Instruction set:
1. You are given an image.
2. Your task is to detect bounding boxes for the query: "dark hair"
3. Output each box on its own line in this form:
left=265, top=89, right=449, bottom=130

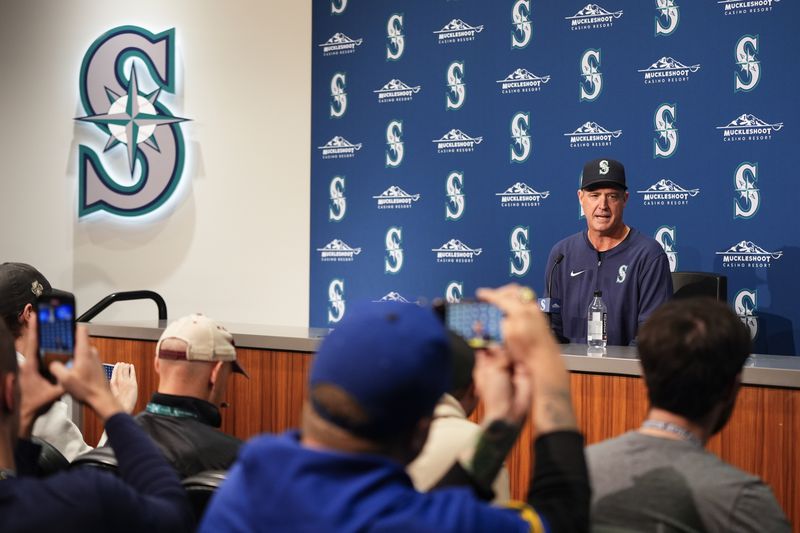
left=446, top=330, right=475, bottom=398
left=0, top=320, right=18, bottom=375
left=638, top=297, right=751, bottom=423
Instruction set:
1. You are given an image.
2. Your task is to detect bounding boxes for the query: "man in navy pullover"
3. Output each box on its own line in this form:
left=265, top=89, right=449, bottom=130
left=0, top=318, right=193, bottom=532
left=546, top=158, right=673, bottom=346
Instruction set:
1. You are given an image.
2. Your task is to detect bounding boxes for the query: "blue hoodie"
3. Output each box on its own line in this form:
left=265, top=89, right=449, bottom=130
left=546, top=228, right=673, bottom=346
left=199, top=431, right=538, bottom=533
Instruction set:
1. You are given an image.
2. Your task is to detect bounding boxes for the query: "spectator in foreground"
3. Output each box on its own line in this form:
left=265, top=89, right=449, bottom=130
left=201, top=284, right=589, bottom=532
left=586, top=298, right=790, bottom=532
left=407, top=330, right=510, bottom=503
left=0, top=319, right=193, bottom=532
left=132, top=313, right=247, bottom=477
left=0, top=262, right=137, bottom=460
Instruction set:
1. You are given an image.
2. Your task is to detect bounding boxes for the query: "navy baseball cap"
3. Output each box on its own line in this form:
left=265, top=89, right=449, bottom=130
left=580, top=158, right=627, bottom=190
left=310, top=301, right=451, bottom=440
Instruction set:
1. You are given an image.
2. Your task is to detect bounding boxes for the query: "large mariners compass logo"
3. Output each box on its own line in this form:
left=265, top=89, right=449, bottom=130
left=76, top=26, right=189, bottom=218
left=655, top=0, right=680, bottom=36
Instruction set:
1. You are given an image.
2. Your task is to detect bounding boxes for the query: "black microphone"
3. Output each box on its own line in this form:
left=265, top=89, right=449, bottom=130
left=540, top=253, right=566, bottom=342
left=539, top=253, right=564, bottom=315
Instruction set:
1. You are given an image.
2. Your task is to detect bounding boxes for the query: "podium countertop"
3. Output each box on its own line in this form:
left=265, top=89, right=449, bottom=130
left=85, top=321, right=800, bottom=389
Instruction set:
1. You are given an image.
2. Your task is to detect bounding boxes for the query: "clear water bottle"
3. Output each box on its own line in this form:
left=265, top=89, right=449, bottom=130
left=587, top=290, right=607, bottom=348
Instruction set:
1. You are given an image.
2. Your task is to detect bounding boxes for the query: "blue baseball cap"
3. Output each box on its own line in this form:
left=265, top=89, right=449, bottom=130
left=310, top=301, right=451, bottom=440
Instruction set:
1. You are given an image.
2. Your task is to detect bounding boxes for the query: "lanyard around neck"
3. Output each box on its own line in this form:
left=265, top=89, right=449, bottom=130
left=146, top=402, right=199, bottom=420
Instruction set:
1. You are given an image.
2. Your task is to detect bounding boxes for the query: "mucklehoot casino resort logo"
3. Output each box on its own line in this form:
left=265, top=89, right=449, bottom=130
left=318, top=136, right=362, bottom=159
left=318, top=32, right=363, bottom=56
left=496, top=182, right=550, bottom=207
left=564, top=121, right=622, bottom=148
left=716, top=240, right=783, bottom=267
left=718, top=0, right=780, bottom=16
left=434, top=19, right=484, bottom=44
left=374, top=79, right=421, bottom=103
left=566, top=4, right=623, bottom=30
left=497, top=68, right=551, bottom=95
left=637, top=179, right=699, bottom=206
left=638, top=57, right=701, bottom=84
left=374, top=291, right=415, bottom=304
left=317, top=239, right=362, bottom=262
left=433, top=129, right=483, bottom=154
left=433, top=239, right=482, bottom=263
left=373, top=186, right=421, bottom=209
left=716, top=114, right=783, bottom=142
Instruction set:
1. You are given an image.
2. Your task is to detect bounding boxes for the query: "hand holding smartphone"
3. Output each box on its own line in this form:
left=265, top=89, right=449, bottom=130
left=36, top=290, right=76, bottom=382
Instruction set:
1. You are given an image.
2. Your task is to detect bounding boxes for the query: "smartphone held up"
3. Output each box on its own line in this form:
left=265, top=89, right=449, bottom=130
left=36, top=290, right=76, bottom=382
left=445, top=300, right=503, bottom=349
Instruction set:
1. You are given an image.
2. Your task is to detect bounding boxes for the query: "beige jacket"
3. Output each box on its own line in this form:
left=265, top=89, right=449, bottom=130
left=407, top=393, right=511, bottom=504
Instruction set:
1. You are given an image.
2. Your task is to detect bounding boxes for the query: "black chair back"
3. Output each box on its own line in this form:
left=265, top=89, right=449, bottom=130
left=182, top=470, right=228, bottom=521
left=671, top=271, right=727, bottom=302
left=31, top=437, right=70, bottom=476
left=70, top=446, right=119, bottom=474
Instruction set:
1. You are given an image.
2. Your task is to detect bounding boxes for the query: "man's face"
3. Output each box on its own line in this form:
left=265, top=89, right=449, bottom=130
left=579, top=186, right=628, bottom=235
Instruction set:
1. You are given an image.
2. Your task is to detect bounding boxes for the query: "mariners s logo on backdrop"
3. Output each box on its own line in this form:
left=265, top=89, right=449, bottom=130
left=445, top=281, right=464, bottom=303
left=511, top=0, right=532, bottom=49
left=330, top=72, right=347, bottom=118
left=579, top=49, right=602, bottom=102
left=654, top=103, right=678, bottom=158
left=655, top=0, right=680, bottom=36
left=445, top=171, right=465, bottom=221
left=734, top=162, right=760, bottom=219
left=387, top=14, right=405, bottom=61
left=446, top=61, right=466, bottom=110
left=735, top=289, right=758, bottom=340
left=328, top=279, right=345, bottom=324
left=510, top=226, right=531, bottom=277
left=386, top=120, right=404, bottom=167
left=655, top=226, right=678, bottom=272
left=385, top=227, right=404, bottom=274
left=329, top=176, right=346, bottom=221
left=76, top=26, right=189, bottom=218
left=510, top=112, right=531, bottom=163
left=735, top=35, right=760, bottom=92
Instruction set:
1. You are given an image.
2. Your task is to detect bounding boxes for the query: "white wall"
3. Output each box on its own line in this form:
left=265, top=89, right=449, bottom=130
left=0, top=1, right=311, bottom=326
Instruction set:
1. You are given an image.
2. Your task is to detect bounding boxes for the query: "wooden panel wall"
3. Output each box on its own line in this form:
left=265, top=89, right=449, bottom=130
left=85, top=337, right=798, bottom=527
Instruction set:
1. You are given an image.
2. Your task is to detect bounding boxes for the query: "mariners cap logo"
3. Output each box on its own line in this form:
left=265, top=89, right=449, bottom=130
left=599, top=160, right=609, bottom=174
left=31, top=280, right=44, bottom=297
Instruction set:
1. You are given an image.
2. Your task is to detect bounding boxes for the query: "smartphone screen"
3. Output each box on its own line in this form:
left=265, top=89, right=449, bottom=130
left=103, top=363, right=115, bottom=381
left=37, top=292, right=75, bottom=381
left=445, top=301, right=503, bottom=348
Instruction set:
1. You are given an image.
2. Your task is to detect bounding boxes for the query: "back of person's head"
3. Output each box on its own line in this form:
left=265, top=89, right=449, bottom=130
left=0, top=262, right=51, bottom=338
left=155, top=314, right=246, bottom=401
left=304, top=301, right=451, bottom=460
left=638, top=297, right=751, bottom=424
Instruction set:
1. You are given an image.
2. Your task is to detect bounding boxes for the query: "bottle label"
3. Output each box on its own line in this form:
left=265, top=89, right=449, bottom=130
left=588, top=312, right=603, bottom=338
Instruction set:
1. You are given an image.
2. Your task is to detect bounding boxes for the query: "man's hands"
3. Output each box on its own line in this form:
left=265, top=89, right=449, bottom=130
left=17, top=325, right=64, bottom=438
left=476, top=284, right=577, bottom=434
left=473, top=345, right=531, bottom=426
left=49, top=325, right=124, bottom=423
left=110, top=363, right=138, bottom=414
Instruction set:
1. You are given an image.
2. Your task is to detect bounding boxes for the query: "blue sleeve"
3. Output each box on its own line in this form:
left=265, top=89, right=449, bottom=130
left=12, top=414, right=193, bottom=532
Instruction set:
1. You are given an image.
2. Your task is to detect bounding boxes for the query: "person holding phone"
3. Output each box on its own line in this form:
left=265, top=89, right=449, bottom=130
left=0, top=262, right=138, bottom=460
left=201, top=284, right=589, bottom=532
left=0, top=317, right=194, bottom=531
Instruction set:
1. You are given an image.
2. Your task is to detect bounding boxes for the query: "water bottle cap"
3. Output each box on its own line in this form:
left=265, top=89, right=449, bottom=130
left=594, top=290, right=602, bottom=297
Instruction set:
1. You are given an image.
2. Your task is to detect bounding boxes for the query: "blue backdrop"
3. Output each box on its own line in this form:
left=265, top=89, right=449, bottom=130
left=309, top=0, right=799, bottom=355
